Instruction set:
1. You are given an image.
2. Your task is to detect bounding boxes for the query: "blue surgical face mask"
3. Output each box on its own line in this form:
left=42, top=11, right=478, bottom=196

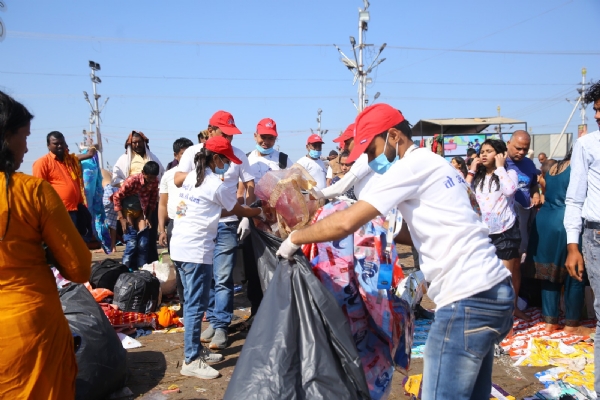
left=309, top=149, right=321, bottom=159
left=368, top=132, right=398, bottom=175
left=215, top=157, right=231, bottom=175
left=256, top=144, right=274, bottom=155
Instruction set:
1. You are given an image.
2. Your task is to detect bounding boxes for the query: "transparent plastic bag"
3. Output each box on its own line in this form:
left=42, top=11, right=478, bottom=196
left=254, top=164, right=323, bottom=238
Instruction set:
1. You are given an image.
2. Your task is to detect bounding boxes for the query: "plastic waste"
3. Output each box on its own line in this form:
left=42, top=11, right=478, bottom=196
left=59, top=284, right=127, bottom=400
left=254, top=163, right=323, bottom=238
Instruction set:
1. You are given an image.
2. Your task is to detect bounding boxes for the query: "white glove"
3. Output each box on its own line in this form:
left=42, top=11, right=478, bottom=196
left=237, top=218, right=251, bottom=241
left=276, top=231, right=300, bottom=259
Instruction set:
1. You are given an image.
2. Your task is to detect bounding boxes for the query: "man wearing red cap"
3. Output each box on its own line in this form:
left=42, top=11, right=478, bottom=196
left=277, top=103, right=514, bottom=399
left=296, top=134, right=327, bottom=189
left=174, top=110, right=255, bottom=351
left=311, top=123, right=375, bottom=201
left=238, top=118, right=293, bottom=318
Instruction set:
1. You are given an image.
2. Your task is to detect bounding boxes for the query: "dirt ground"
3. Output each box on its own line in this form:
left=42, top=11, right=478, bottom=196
left=93, top=245, right=546, bottom=399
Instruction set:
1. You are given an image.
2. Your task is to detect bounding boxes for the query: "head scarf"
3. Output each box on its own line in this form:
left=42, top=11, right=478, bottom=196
left=124, top=131, right=150, bottom=152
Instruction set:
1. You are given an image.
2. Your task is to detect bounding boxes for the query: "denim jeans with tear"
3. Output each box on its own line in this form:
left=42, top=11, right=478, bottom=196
left=581, top=227, right=600, bottom=395
left=422, top=277, right=514, bottom=400
left=206, top=221, right=239, bottom=331
left=122, top=226, right=149, bottom=270
left=174, top=261, right=212, bottom=364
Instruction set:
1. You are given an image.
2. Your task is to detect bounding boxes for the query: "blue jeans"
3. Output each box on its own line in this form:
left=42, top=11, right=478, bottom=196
left=122, top=226, right=149, bottom=270
left=581, top=227, right=600, bottom=395
left=422, top=278, right=514, bottom=399
left=174, top=261, right=212, bottom=364
left=541, top=276, right=585, bottom=325
left=206, top=221, right=239, bottom=331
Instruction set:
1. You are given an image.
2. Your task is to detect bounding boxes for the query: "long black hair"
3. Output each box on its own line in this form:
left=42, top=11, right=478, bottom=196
left=194, top=146, right=218, bottom=187
left=452, top=156, right=468, bottom=178
left=0, top=91, right=34, bottom=241
left=473, top=139, right=507, bottom=193
left=554, top=146, right=573, bottom=175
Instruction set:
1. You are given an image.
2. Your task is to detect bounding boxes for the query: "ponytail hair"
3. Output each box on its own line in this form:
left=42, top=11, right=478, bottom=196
left=194, top=147, right=216, bottom=187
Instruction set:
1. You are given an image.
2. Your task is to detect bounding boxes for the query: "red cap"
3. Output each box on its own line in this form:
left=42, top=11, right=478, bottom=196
left=256, top=118, right=278, bottom=136
left=333, top=123, right=355, bottom=143
left=209, top=111, right=242, bottom=135
left=204, top=136, right=242, bottom=164
left=307, top=134, right=324, bottom=145
left=347, top=103, right=405, bottom=163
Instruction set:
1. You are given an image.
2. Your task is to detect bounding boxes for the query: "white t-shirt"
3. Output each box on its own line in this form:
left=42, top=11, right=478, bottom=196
left=177, top=143, right=254, bottom=223
left=296, top=156, right=327, bottom=189
left=349, top=154, right=376, bottom=199
left=247, top=149, right=293, bottom=184
left=360, top=147, right=510, bottom=310
left=159, top=168, right=180, bottom=220
left=326, top=166, right=333, bottom=180
left=170, top=170, right=237, bottom=264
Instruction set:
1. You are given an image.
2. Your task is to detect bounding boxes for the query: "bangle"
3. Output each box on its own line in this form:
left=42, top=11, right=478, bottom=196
left=467, top=170, right=475, bottom=176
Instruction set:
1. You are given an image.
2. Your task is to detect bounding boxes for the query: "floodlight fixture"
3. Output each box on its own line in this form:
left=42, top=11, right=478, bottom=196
left=89, top=60, right=101, bottom=71
left=318, top=108, right=322, bottom=115
left=362, top=0, right=370, bottom=10
left=379, top=43, right=387, bottom=53
left=349, top=36, right=356, bottom=47
left=374, top=92, right=380, bottom=100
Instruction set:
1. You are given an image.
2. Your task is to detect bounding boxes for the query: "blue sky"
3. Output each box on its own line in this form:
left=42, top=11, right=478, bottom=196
left=1, top=0, right=599, bottom=173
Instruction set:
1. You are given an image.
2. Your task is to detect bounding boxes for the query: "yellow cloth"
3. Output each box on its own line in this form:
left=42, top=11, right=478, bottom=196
left=0, top=173, right=92, bottom=400
left=130, top=152, right=146, bottom=175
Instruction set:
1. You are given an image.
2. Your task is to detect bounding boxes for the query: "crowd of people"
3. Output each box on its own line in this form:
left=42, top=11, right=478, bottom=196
left=1, top=80, right=599, bottom=399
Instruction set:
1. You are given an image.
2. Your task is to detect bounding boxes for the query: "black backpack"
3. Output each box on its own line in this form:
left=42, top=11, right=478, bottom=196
left=90, top=259, right=130, bottom=292
left=113, top=270, right=161, bottom=313
left=246, top=150, right=289, bottom=170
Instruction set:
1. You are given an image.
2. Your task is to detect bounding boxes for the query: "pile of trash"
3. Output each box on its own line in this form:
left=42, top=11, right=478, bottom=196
left=53, top=252, right=183, bottom=400
left=254, top=163, right=324, bottom=238
left=228, top=199, right=427, bottom=400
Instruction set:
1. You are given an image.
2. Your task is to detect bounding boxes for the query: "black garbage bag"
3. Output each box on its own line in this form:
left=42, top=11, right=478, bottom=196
left=225, top=226, right=371, bottom=400
left=248, top=220, right=282, bottom=293
left=59, top=284, right=127, bottom=400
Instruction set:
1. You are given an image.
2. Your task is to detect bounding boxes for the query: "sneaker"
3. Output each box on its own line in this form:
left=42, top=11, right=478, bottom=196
left=209, top=328, right=228, bottom=350
left=200, top=347, right=224, bottom=363
left=180, top=358, right=219, bottom=379
left=200, top=325, right=215, bottom=343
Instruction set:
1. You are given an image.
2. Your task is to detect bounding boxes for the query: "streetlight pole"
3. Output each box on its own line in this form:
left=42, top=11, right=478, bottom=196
left=334, top=1, right=386, bottom=112
left=83, top=61, right=109, bottom=168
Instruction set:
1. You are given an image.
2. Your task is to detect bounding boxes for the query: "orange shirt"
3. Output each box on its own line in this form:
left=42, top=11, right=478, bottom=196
left=32, top=152, right=83, bottom=211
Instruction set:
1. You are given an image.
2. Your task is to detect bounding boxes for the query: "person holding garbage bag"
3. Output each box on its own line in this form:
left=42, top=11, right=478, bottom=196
left=277, top=103, right=514, bottom=400
left=170, top=136, right=264, bottom=380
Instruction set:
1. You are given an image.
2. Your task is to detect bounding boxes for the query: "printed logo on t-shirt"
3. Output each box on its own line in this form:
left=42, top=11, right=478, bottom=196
left=176, top=201, right=188, bottom=218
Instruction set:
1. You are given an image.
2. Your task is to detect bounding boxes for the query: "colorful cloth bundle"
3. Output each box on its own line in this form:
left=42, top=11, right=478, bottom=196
left=100, top=303, right=157, bottom=330
left=81, top=150, right=112, bottom=253
left=302, top=200, right=418, bottom=400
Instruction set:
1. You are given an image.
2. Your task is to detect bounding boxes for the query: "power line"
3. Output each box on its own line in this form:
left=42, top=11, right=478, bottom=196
left=12, top=92, right=586, bottom=102
left=7, top=30, right=599, bottom=56
left=0, top=70, right=579, bottom=86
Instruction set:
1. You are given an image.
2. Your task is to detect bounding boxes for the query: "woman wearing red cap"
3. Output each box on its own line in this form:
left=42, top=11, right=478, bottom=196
left=278, top=103, right=514, bottom=399
left=170, top=136, right=263, bottom=380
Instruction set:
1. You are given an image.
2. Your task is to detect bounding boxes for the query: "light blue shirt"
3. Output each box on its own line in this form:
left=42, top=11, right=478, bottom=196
left=564, top=130, right=600, bottom=243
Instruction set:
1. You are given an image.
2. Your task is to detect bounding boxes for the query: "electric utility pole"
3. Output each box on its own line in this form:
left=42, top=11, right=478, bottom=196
left=311, top=108, right=329, bottom=138
left=334, top=0, right=386, bottom=112
left=83, top=60, right=109, bottom=168
left=578, top=67, right=588, bottom=137
left=550, top=67, right=590, bottom=158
